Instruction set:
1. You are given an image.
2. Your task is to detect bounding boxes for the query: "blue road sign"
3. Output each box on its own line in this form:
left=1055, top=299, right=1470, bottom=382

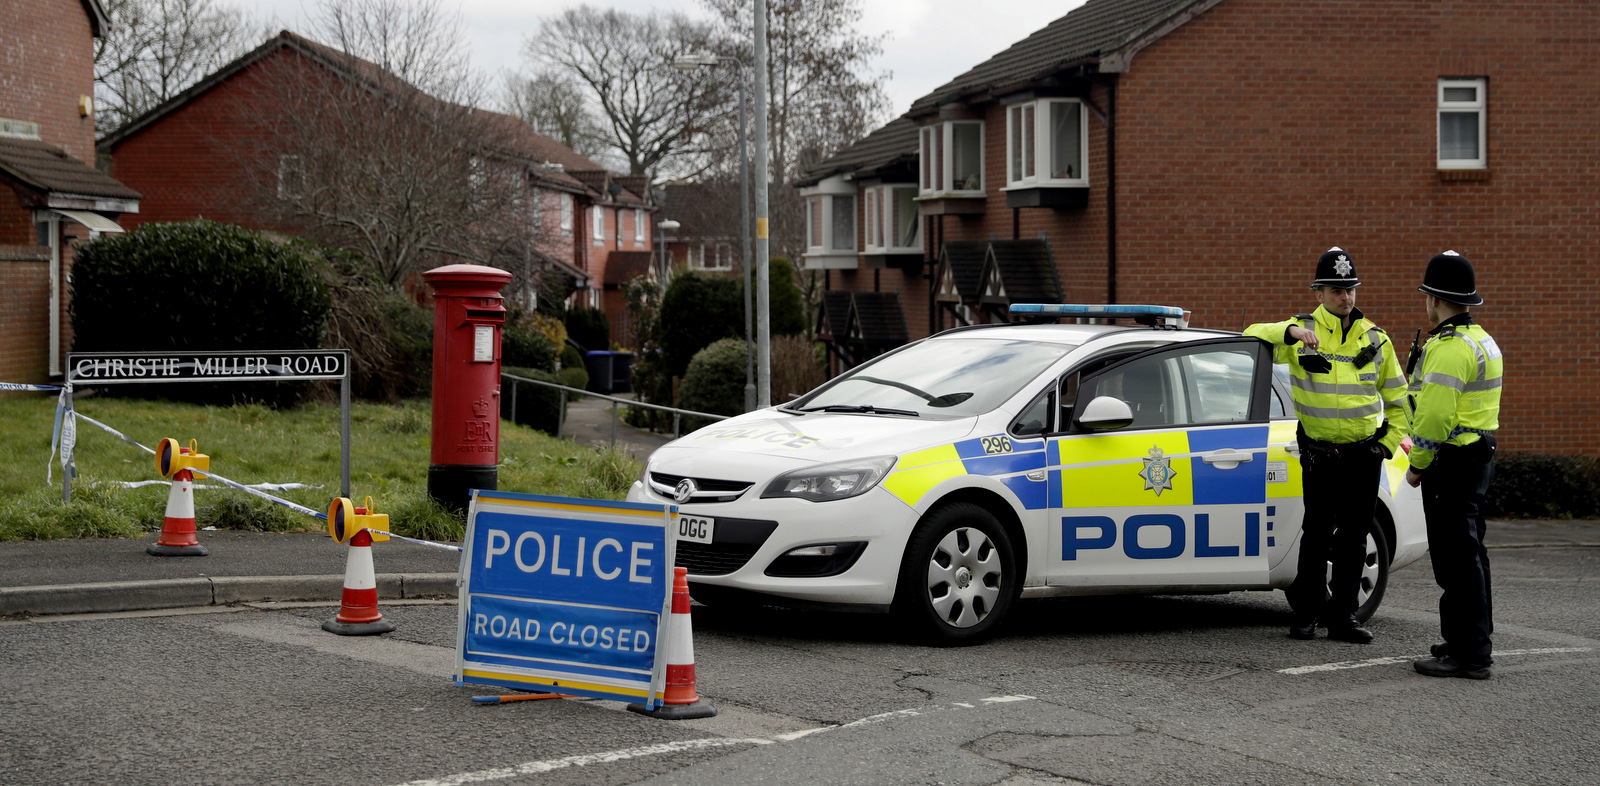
left=455, top=490, right=676, bottom=707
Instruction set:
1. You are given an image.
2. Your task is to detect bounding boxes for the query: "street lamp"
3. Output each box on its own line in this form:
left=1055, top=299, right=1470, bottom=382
left=674, top=50, right=756, bottom=413
left=655, top=219, right=680, bottom=281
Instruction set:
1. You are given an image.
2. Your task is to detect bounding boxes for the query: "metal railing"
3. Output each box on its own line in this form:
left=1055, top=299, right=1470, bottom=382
left=501, top=372, right=730, bottom=450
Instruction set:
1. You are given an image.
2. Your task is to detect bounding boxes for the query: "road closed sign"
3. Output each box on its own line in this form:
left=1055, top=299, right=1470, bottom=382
left=454, top=490, right=677, bottom=707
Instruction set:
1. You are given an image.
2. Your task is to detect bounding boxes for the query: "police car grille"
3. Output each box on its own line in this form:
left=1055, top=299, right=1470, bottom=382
left=675, top=542, right=759, bottom=575
left=648, top=472, right=753, bottom=503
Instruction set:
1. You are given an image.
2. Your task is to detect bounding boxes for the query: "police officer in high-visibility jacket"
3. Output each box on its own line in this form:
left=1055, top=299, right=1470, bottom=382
left=1244, top=247, right=1408, bottom=644
left=1405, top=251, right=1502, bottom=680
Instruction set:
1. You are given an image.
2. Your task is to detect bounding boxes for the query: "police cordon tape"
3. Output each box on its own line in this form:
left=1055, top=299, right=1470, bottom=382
left=62, top=407, right=464, bottom=553
left=1, top=382, right=64, bottom=391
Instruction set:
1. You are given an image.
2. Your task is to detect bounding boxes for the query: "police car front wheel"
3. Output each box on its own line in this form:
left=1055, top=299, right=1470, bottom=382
left=894, top=502, right=1019, bottom=645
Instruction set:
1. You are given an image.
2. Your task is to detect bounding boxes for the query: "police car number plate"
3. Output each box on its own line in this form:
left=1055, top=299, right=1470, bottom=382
left=676, top=514, right=715, bottom=544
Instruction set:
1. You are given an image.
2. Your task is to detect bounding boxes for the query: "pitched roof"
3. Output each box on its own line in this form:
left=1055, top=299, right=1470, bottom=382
left=818, top=290, right=854, bottom=340
left=940, top=240, right=990, bottom=301
left=852, top=292, right=909, bottom=350
left=603, top=251, right=654, bottom=286
left=797, top=117, right=918, bottom=187
left=909, top=0, right=1205, bottom=113
left=986, top=239, right=1063, bottom=304
left=0, top=137, right=141, bottom=200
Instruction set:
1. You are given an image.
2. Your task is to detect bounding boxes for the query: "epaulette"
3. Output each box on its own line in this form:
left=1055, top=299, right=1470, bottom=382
left=1294, top=313, right=1313, bottom=320
left=1436, top=324, right=1459, bottom=338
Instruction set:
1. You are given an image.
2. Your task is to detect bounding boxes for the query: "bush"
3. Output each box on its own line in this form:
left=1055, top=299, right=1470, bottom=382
left=566, top=306, right=611, bottom=353
left=737, top=256, right=807, bottom=336
left=502, top=327, right=558, bottom=372
left=559, top=342, right=585, bottom=371
left=1485, top=453, right=1600, bottom=519
left=677, top=338, right=747, bottom=432
left=501, top=366, right=566, bottom=436
left=771, top=334, right=827, bottom=404
left=556, top=364, right=589, bottom=396
left=323, top=253, right=432, bottom=401
left=660, top=273, right=742, bottom=378
left=71, top=219, right=333, bottom=404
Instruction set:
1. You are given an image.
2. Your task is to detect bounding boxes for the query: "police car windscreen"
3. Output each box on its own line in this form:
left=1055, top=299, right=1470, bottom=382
left=801, top=339, right=1071, bottom=418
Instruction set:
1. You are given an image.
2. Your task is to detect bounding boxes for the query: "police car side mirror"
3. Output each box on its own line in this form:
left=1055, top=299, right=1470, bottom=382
left=1076, top=396, right=1134, bottom=431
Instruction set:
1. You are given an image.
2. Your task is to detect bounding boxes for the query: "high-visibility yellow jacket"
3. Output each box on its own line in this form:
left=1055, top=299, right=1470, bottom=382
left=1244, top=305, right=1409, bottom=455
left=1406, top=314, right=1502, bottom=472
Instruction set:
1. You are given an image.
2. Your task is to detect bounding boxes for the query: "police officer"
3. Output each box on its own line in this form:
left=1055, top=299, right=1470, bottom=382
left=1405, top=251, right=1502, bottom=680
left=1245, top=247, right=1408, bottom=643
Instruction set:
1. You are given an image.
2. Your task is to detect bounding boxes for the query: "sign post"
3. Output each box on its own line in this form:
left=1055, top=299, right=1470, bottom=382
left=64, top=350, right=352, bottom=500
left=455, top=490, right=677, bottom=708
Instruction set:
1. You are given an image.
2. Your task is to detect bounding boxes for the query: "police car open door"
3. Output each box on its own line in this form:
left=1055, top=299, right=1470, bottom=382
left=1047, top=338, right=1275, bottom=589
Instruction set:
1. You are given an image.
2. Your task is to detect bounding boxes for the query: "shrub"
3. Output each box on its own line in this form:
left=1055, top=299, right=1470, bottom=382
left=677, top=338, right=747, bottom=432
left=556, top=364, right=589, bottom=397
left=502, top=327, right=558, bottom=372
left=738, top=256, right=807, bottom=336
left=322, top=252, right=431, bottom=401
left=501, top=366, right=566, bottom=436
left=559, top=342, right=585, bottom=371
left=1484, top=453, right=1600, bottom=519
left=660, top=273, right=742, bottom=378
left=565, top=306, right=611, bottom=353
left=771, top=334, right=827, bottom=403
left=71, top=219, right=333, bottom=404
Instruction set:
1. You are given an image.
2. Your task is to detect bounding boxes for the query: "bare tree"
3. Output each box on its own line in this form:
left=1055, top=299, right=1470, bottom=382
left=501, top=67, right=611, bottom=162
left=525, top=5, right=729, bottom=178
left=94, top=0, right=259, bottom=133
left=242, top=0, right=535, bottom=288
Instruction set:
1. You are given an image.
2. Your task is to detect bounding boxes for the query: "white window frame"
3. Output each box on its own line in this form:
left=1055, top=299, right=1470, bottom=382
left=592, top=205, right=605, bottom=244
left=861, top=183, right=921, bottom=254
left=276, top=154, right=303, bottom=200
left=634, top=209, right=645, bottom=245
left=1004, top=98, right=1089, bottom=189
left=1438, top=78, right=1487, bottom=170
left=559, top=193, right=573, bottom=235
left=803, top=194, right=856, bottom=253
left=917, top=120, right=985, bottom=198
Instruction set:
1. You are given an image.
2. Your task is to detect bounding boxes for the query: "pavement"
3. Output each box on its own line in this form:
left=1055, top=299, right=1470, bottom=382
left=0, top=390, right=683, bottom=618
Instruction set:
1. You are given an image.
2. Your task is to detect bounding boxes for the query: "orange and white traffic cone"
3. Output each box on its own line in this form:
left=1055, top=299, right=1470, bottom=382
left=322, top=527, right=395, bottom=636
left=147, top=449, right=207, bottom=557
left=628, top=566, right=716, bottom=719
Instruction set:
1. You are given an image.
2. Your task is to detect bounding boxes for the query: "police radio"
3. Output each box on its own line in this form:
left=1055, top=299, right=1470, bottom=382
left=1404, top=329, right=1423, bottom=376
left=1352, top=342, right=1379, bottom=368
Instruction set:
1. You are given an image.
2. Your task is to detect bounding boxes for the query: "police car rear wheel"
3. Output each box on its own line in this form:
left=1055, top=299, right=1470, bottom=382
left=894, top=503, right=1018, bottom=645
left=1328, top=516, right=1391, bottom=624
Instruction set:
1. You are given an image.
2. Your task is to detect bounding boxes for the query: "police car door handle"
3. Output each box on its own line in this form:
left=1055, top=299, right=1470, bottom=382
left=1201, top=449, right=1255, bottom=469
left=1026, top=470, right=1046, bottom=481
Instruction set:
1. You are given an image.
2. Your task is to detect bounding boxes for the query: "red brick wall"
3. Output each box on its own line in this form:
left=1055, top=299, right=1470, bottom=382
left=820, top=0, right=1597, bottom=455
left=1, top=0, right=98, bottom=162
left=1110, top=0, right=1600, bottom=455
left=0, top=244, right=51, bottom=388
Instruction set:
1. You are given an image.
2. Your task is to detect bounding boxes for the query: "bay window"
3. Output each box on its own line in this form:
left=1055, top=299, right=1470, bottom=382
left=862, top=184, right=922, bottom=254
left=1006, top=98, right=1087, bottom=188
left=800, top=175, right=859, bottom=269
left=918, top=121, right=984, bottom=197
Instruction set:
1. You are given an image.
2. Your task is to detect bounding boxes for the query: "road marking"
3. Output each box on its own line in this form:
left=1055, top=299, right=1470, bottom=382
left=395, top=738, right=773, bottom=786
left=1278, top=647, right=1593, bottom=675
left=397, top=696, right=1039, bottom=785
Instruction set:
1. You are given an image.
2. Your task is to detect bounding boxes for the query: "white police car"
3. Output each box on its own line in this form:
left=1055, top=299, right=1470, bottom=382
left=627, top=304, right=1426, bottom=643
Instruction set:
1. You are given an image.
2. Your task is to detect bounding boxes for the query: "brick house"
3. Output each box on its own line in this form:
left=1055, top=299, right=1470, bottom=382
left=1, top=0, right=142, bottom=387
left=798, top=0, right=1600, bottom=456
left=97, top=30, right=654, bottom=342
left=656, top=182, right=743, bottom=278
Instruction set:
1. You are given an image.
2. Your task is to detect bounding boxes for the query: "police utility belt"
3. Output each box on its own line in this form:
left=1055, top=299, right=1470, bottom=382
left=1296, top=422, right=1386, bottom=458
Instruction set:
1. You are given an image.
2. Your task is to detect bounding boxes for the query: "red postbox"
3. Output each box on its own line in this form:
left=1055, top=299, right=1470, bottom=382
left=423, top=264, right=513, bottom=512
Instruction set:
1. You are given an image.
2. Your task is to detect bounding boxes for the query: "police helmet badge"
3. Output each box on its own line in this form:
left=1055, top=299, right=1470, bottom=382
left=1333, top=254, right=1353, bottom=277
left=1139, top=445, right=1177, bottom=496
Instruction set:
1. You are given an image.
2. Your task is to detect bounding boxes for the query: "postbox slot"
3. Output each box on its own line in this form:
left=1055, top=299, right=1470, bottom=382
left=464, top=309, right=504, bottom=320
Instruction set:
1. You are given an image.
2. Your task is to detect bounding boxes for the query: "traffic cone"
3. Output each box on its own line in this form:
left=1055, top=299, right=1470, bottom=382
left=147, top=458, right=207, bottom=557
left=628, top=566, right=716, bottom=719
left=322, top=527, right=395, bottom=636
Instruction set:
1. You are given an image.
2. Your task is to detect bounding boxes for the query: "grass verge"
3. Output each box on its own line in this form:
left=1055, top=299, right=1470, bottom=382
left=0, top=395, right=640, bottom=542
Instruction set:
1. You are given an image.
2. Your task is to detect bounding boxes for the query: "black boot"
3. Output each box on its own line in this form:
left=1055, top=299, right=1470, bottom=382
left=1288, top=615, right=1319, bottom=640
left=1326, top=617, right=1374, bottom=644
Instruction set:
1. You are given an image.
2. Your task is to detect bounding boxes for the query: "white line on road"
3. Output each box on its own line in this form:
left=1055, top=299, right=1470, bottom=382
left=396, top=695, right=1038, bottom=785
left=1278, top=647, right=1593, bottom=675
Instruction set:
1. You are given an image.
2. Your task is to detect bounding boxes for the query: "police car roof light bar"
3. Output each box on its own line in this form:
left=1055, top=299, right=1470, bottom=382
left=1009, top=303, right=1190, bottom=328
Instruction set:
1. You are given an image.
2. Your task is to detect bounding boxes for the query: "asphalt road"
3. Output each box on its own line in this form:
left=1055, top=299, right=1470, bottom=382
left=2, top=537, right=1596, bottom=785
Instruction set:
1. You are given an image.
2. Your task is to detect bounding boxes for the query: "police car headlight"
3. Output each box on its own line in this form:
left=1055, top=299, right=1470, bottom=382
left=760, top=456, right=897, bottom=502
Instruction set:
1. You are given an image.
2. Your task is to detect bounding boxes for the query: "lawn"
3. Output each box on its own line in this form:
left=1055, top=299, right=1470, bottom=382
left=0, top=394, right=640, bottom=542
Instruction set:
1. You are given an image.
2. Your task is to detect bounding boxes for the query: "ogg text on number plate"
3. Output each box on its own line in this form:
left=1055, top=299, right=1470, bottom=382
left=676, top=514, right=715, bottom=544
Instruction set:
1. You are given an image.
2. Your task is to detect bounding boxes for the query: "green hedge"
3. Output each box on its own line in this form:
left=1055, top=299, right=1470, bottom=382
left=661, top=274, right=742, bottom=378
left=565, top=307, right=611, bottom=353
left=501, top=367, right=565, bottom=436
left=503, top=327, right=558, bottom=372
left=677, top=338, right=747, bottom=433
left=1485, top=453, right=1600, bottom=519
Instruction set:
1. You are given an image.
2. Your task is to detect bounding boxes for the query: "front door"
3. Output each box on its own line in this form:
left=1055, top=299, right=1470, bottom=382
left=1047, top=338, right=1275, bottom=589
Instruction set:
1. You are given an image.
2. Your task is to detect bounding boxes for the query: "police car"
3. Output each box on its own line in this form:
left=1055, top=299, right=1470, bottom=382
left=627, top=304, right=1426, bottom=643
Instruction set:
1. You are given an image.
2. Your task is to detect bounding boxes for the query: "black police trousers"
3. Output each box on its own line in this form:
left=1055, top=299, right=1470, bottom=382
left=1421, top=435, right=1496, bottom=666
left=1288, top=436, right=1384, bottom=623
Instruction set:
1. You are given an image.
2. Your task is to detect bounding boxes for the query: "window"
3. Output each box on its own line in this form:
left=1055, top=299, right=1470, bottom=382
left=1006, top=99, right=1087, bottom=188
left=715, top=243, right=732, bottom=269
left=861, top=184, right=921, bottom=254
left=808, top=196, right=824, bottom=248
left=1076, top=342, right=1259, bottom=430
left=559, top=194, right=573, bottom=235
left=800, top=176, right=858, bottom=265
left=592, top=206, right=604, bottom=244
left=634, top=209, right=645, bottom=245
left=831, top=194, right=855, bottom=251
left=687, top=244, right=705, bottom=268
left=917, top=121, right=984, bottom=196
left=276, top=154, right=303, bottom=200
left=1438, top=78, right=1486, bottom=169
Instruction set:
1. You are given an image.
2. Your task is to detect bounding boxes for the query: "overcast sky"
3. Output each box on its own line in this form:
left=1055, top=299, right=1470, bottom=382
left=226, top=0, right=1088, bottom=119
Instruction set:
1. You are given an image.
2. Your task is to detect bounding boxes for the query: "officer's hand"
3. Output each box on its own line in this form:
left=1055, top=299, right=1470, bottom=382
left=1405, top=469, right=1422, bottom=488
left=1289, top=325, right=1319, bottom=349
